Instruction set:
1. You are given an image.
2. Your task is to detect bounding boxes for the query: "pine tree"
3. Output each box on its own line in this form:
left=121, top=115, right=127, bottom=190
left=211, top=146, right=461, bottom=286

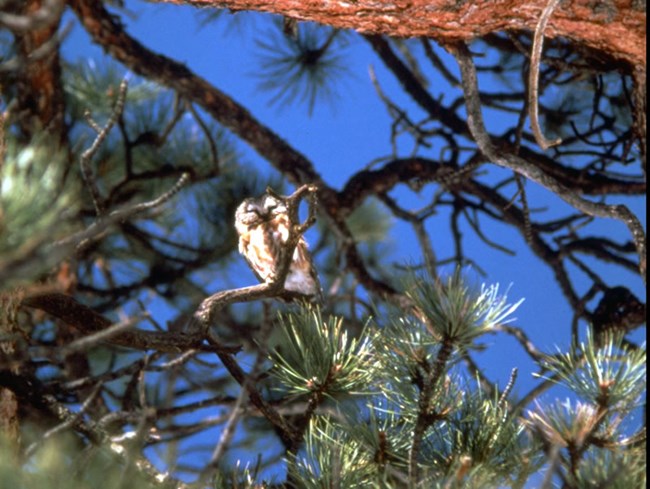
left=0, top=1, right=645, bottom=488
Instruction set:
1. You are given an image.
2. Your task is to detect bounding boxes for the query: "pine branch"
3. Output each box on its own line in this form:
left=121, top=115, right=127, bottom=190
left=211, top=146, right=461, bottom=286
left=80, top=78, right=129, bottom=217
left=20, top=293, right=238, bottom=354
left=451, top=41, right=647, bottom=279
left=0, top=369, right=187, bottom=489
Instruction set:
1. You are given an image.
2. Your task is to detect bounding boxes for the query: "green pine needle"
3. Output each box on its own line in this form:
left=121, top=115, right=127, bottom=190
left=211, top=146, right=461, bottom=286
left=405, top=270, right=524, bottom=346
left=537, top=329, right=646, bottom=409
left=270, top=305, right=379, bottom=398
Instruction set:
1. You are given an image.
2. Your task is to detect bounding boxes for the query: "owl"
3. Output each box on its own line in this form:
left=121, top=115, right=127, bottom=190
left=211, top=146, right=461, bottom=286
left=235, top=191, right=321, bottom=301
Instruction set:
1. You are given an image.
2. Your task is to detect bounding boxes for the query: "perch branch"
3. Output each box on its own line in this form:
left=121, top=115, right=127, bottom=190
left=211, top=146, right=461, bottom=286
left=187, top=184, right=319, bottom=333
left=20, top=292, right=238, bottom=354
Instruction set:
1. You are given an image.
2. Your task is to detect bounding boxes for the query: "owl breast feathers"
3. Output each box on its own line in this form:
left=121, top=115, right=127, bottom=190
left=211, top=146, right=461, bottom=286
left=235, top=192, right=321, bottom=300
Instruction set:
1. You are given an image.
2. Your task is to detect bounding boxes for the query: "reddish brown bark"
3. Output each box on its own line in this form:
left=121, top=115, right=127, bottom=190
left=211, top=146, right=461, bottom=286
left=166, top=0, right=645, bottom=67
left=13, top=0, right=66, bottom=140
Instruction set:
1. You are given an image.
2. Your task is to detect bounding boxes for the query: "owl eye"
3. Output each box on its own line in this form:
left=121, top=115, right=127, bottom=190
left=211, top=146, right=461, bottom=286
left=262, top=196, right=281, bottom=213
left=244, top=203, right=262, bottom=216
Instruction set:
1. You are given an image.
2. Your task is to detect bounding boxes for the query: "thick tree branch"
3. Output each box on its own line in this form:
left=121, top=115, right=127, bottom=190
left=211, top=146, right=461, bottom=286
left=161, top=0, right=645, bottom=68
left=20, top=293, right=238, bottom=354
left=337, top=156, right=644, bottom=219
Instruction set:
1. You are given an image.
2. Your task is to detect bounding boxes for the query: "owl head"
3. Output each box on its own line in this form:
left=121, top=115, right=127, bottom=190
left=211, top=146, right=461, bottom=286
left=234, top=192, right=288, bottom=234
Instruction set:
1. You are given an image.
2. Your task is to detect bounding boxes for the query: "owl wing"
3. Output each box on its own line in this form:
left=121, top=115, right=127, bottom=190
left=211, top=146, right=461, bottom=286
left=284, top=236, right=322, bottom=301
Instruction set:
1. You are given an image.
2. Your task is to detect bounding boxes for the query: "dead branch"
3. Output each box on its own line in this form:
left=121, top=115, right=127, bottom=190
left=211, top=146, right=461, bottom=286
left=451, top=42, right=647, bottom=279
left=528, top=0, right=563, bottom=150
left=80, top=78, right=129, bottom=217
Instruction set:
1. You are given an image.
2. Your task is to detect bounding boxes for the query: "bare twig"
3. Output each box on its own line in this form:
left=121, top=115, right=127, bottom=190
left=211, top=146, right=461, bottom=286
left=493, top=324, right=546, bottom=363
left=461, top=351, right=498, bottom=398
left=58, top=354, right=161, bottom=392
left=421, top=38, right=459, bottom=87
left=187, top=102, right=220, bottom=170
left=462, top=207, right=517, bottom=256
left=368, top=65, right=431, bottom=157
left=195, top=305, right=275, bottom=486
left=499, top=368, right=518, bottom=407
left=24, top=381, right=104, bottom=457
left=452, top=42, right=646, bottom=280
left=80, top=78, right=129, bottom=217
left=514, top=174, right=533, bottom=244
left=62, top=172, right=191, bottom=253
left=107, top=172, right=190, bottom=218
left=515, top=374, right=559, bottom=413
left=208, top=332, right=298, bottom=449
left=528, top=0, right=563, bottom=150
left=378, top=192, right=439, bottom=276
left=62, top=316, right=142, bottom=356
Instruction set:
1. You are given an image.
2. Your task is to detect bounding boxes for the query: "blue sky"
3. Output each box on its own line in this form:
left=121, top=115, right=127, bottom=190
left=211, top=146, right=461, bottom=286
left=59, top=0, right=645, bottom=481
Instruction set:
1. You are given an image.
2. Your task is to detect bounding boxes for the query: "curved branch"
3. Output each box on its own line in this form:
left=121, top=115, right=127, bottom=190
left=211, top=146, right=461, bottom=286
left=528, top=0, right=563, bottom=150
left=451, top=42, right=647, bottom=279
left=338, top=157, right=460, bottom=215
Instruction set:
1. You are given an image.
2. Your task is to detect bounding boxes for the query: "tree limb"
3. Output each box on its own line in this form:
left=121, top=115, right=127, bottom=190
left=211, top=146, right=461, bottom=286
left=451, top=42, right=647, bottom=280
left=157, top=0, right=645, bottom=68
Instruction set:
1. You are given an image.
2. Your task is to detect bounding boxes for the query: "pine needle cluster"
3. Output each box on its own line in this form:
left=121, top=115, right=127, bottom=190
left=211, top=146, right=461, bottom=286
left=260, top=272, right=645, bottom=488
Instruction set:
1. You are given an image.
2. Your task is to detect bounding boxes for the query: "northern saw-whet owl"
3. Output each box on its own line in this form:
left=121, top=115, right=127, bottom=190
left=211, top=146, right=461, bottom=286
left=234, top=191, right=321, bottom=301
